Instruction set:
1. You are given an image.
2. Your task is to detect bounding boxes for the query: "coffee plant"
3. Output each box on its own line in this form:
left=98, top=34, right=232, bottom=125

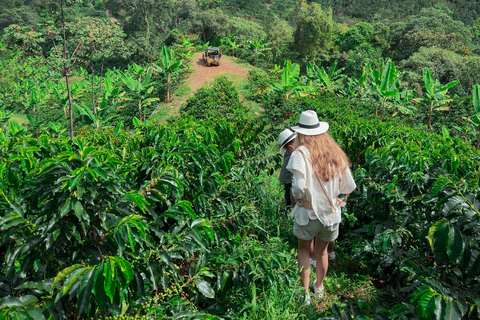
left=0, top=114, right=295, bottom=319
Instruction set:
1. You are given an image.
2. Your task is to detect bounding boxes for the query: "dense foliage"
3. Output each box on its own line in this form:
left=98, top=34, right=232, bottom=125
left=1, top=0, right=480, bottom=319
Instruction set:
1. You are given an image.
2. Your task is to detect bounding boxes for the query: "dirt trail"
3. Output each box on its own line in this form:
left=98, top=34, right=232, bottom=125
left=160, top=52, right=251, bottom=118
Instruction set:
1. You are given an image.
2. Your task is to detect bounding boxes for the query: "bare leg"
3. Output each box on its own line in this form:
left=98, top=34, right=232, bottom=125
left=309, top=239, right=315, bottom=259
left=315, top=236, right=329, bottom=289
left=327, top=241, right=335, bottom=253
left=298, top=238, right=313, bottom=293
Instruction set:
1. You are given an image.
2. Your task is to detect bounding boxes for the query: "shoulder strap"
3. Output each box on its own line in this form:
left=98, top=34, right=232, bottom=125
left=295, top=149, right=336, bottom=211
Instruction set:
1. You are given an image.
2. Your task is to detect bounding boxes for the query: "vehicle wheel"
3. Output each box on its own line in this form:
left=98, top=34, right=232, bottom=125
left=206, top=62, right=210, bottom=67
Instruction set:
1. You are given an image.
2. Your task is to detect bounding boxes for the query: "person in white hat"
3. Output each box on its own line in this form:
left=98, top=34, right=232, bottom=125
left=278, top=129, right=297, bottom=207
left=287, top=110, right=356, bottom=304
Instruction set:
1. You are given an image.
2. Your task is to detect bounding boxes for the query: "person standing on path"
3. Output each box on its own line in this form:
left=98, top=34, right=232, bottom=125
left=287, top=110, right=356, bottom=304
left=278, top=129, right=297, bottom=207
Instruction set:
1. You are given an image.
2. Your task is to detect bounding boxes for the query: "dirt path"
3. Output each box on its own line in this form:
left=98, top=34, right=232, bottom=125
left=156, top=52, right=251, bottom=120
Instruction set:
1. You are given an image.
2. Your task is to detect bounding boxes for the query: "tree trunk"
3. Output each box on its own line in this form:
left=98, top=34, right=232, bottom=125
left=91, top=58, right=96, bottom=114
left=166, top=74, right=170, bottom=103
left=65, top=70, right=74, bottom=140
left=428, top=104, right=433, bottom=129
left=138, top=100, right=142, bottom=122
left=98, top=55, right=105, bottom=100
left=61, top=0, right=74, bottom=140
left=143, top=9, right=150, bottom=45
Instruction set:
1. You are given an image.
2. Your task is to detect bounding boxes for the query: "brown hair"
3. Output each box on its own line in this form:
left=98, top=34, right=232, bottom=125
left=293, top=132, right=350, bottom=181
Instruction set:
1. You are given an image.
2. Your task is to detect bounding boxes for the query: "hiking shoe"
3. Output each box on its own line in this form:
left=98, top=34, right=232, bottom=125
left=303, top=293, right=311, bottom=305
left=312, top=280, right=324, bottom=299
left=297, top=291, right=311, bottom=305
left=328, top=251, right=336, bottom=260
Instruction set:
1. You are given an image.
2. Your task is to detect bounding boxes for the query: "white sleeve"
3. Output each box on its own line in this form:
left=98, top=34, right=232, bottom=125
left=339, top=168, right=356, bottom=195
left=291, top=170, right=307, bottom=199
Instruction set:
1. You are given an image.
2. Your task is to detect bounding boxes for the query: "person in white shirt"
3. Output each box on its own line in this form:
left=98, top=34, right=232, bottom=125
left=287, top=110, right=356, bottom=304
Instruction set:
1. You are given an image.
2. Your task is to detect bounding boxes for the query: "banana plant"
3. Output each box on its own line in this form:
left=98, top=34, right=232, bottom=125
left=270, top=60, right=314, bottom=103
left=153, top=46, right=183, bottom=104
left=365, top=61, right=401, bottom=121
left=464, top=84, right=480, bottom=150
left=246, top=36, right=271, bottom=67
left=392, top=89, right=418, bottom=117
left=21, top=84, right=47, bottom=120
left=269, top=60, right=300, bottom=102
left=73, top=99, right=120, bottom=131
left=48, top=121, right=67, bottom=138
left=419, top=68, right=458, bottom=130
left=116, top=66, right=159, bottom=122
left=226, top=38, right=243, bottom=58
left=306, top=60, right=346, bottom=94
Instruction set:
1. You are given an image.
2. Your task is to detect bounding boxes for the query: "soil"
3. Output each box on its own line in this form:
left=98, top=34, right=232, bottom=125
left=160, top=52, right=251, bottom=119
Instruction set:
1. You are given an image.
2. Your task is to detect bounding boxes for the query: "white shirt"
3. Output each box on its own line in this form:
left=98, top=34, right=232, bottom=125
left=286, top=146, right=356, bottom=227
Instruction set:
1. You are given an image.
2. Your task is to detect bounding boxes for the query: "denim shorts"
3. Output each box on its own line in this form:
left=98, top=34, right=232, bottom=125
left=293, top=218, right=339, bottom=242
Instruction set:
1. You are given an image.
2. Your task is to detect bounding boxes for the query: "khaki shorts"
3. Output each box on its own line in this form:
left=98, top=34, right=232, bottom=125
left=293, top=219, right=339, bottom=242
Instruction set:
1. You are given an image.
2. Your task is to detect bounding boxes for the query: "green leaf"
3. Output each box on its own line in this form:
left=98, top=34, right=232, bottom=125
left=434, top=295, right=446, bottom=320
left=94, top=264, right=107, bottom=310
left=112, top=257, right=134, bottom=283
left=133, top=117, right=142, bottom=127
left=90, top=166, right=108, bottom=180
left=52, top=264, right=84, bottom=289
left=423, top=68, right=434, bottom=96
left=123, top=192, right=149, bottom=213
left=69, top=171, right=84, bottom=189
left=444, top=299, right=462, bottom=320
left=473, top=84, right=480, bottom=115
left=194, top=277, right=215, bottom=299
left=447, top=227, right=464, bottom=262
left=104, top=258, right=116, bottom=303
left=467, top=252, right=480, bottom=278
left=76, top=267, right=96, bottom=316
left=431, top=177, right=451, bottom=196
left=416, top=290, right=435, bottom=320
left=60, top=267, right=89, bottom=299
left=0, top=295, right=38, bottom=308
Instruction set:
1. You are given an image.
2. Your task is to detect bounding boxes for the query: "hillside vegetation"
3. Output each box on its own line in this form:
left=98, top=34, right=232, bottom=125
left=0, top=0, right=480, bottom=319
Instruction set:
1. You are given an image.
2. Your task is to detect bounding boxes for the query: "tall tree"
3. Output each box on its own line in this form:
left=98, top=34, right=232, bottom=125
left=291, top=0, right=333, bottom=60
left=2, top=11, right=124, bottom=139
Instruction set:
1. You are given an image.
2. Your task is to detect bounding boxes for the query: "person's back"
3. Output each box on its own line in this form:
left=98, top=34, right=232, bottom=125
left=286, top=110, right=356, bottom=304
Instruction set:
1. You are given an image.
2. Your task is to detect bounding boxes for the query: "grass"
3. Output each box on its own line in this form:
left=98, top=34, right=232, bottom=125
left=7, top=113, right=28, bottom=127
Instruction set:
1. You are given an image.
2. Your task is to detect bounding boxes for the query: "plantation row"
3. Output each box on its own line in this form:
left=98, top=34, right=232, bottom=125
left=1, top=83, right=479, bottom=318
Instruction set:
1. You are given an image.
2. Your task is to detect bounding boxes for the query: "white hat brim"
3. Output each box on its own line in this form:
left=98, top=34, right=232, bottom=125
left=291, top=122, right=329, bottom=136
left=279, top=133, right=297, bottom=154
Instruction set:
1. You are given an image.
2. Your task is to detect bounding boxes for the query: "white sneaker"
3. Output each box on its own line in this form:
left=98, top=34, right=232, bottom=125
left=309, top=258, right=316, bottom=267
left=312, top=280, right=324, bottom=299
left=304, top=293, right=311, bottom=305
left=328, top=251, right=336, bottom=260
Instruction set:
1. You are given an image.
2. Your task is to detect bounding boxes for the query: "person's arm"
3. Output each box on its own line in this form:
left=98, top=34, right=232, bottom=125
left=339, top=168, right=356, bottom=195
left=291, top=170, right=307, bottom=200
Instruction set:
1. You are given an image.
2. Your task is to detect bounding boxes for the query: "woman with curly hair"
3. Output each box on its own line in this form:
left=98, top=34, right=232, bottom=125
left=287, top=110, right=356, bottom=304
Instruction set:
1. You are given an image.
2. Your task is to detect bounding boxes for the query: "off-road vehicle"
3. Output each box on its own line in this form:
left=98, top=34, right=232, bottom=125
left=202, top=47, right=222, bottom=66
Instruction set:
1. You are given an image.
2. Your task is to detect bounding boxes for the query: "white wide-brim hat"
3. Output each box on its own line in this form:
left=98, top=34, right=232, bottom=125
left=278, top=129, right=297, bottom=154
left=291, top=110, right=329, bottom=136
